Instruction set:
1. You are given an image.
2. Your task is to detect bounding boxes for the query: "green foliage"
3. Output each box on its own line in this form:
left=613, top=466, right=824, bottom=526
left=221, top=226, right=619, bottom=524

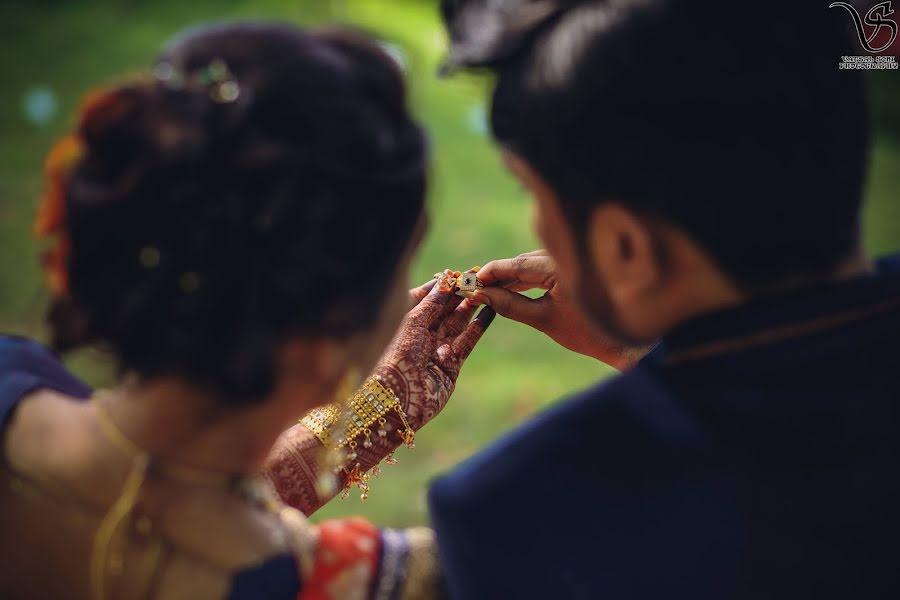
left=0, top=0, right=897, bottom=526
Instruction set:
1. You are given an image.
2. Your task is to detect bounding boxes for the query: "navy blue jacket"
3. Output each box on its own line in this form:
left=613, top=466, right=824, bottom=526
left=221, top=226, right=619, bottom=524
left=429, top=255, right=900, bottom=599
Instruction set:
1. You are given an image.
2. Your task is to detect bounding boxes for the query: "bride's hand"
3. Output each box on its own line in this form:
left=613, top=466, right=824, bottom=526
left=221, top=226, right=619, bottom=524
left=373, top=278, right=496, bottom=429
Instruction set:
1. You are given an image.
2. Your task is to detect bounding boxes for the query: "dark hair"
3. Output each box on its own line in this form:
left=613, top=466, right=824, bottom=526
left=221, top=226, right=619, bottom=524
left=441, top=0, right=870, bottom=291
left=46, top=22, right=427, bottom=403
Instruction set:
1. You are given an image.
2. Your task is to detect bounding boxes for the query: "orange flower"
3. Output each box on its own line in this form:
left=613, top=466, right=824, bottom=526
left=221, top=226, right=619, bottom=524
left=41, top=234, right=72, bottom=296
left=79, top=86, right=132, bottom=139
left=34, top=135, right=82, bottom=236
left=34, top=134, right=84, bottom=295
left=33, top=85, right=138, bottom=296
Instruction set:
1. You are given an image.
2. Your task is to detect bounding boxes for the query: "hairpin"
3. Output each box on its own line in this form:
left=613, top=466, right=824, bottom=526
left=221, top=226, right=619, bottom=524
left=153, top=58, right=241, bottom=104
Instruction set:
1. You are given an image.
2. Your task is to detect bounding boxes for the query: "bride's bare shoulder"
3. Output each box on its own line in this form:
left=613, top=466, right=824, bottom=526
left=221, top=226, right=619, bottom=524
left=2, top=389, right=119, bottom=504
left=5, top=388, right=88, bottom=454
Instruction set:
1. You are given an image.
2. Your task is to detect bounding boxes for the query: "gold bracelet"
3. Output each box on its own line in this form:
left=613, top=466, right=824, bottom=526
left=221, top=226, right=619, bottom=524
left=299, top=375, right=416, bottom=502
left=300, top=402, right=342, bottom=448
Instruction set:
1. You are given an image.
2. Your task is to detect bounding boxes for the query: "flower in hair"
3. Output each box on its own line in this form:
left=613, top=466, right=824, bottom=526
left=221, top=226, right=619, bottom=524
left=34, top=86, right=130, bottom=296
left=79, top=86, right=135, bottom=138
left=34, top=134, right=84, bottom=295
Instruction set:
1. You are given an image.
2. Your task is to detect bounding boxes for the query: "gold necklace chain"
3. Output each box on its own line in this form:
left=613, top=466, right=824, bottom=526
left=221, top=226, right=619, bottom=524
left=89, top=395, right=277, bottom=600
left=92, top=395, right=245, bottom=489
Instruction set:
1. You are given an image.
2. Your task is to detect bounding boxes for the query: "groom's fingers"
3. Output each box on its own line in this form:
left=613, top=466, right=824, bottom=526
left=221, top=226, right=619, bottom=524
left=452, top=306, right=497, bottom=360
left=406, top=278, right=454, bottom=328
left=478, top=253, right=555, bottom=289
left=467, top=286, right=552, bottom=331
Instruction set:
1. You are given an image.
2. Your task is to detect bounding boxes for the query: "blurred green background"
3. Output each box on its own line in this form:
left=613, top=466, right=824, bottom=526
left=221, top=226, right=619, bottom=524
left=1, top=0, right=898, bottom=527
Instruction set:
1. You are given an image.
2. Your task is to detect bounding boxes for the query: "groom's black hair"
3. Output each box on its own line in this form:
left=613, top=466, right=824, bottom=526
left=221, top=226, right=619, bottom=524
left=441, top=0, right=870, bottom=291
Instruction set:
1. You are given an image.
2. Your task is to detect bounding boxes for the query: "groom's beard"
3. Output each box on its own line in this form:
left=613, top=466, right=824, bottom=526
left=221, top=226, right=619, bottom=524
left=573, top=259, right=644, bottom=348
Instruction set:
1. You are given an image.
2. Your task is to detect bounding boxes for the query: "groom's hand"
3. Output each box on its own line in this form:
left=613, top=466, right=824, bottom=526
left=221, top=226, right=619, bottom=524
left=470, top=250, right=650, bottom=371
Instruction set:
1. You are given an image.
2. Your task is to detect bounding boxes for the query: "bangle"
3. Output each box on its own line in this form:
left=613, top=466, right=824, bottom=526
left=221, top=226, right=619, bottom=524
left=299, top=375, right=416, bottom=502
left=300, top=403, right=343, bottom=448
left=344, top=376, right=416, bottom=452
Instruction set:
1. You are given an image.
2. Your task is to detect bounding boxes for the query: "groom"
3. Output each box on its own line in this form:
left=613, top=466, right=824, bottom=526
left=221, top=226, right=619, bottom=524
left=429, top=0, right=900, bottom=598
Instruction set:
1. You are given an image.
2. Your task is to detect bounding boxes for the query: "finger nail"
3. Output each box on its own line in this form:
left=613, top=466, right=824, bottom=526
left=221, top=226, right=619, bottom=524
left=475, top=305, right=497, bottom=326
left=455, top=290, right=476, bottom=299
left=429, top=279, right=453, bottom=303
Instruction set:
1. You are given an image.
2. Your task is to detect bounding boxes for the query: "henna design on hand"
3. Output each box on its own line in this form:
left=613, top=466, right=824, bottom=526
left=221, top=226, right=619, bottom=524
left=264, top=423, right=328, bottom=515
left=264, top=276, right=495, bottom=514
left=374, top=280, right=495, bottom=429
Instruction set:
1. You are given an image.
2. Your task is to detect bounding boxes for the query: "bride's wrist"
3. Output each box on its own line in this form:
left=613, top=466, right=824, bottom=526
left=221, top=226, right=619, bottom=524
left=298, top=372, right=417, bottom=502
left=370, top=364, right=415, bottom=424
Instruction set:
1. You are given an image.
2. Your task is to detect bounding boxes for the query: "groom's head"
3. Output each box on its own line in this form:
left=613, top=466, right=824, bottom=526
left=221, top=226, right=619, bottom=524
left=442, top=0, right=870, bottom=343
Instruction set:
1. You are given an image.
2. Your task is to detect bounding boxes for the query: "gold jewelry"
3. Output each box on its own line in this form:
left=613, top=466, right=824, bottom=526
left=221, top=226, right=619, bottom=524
left=90, top=454, right=149, bottom=600
left=94, top=397, right=239, bottom=488
left=301, top=403, right=343, bottom=448
left=434, top=266, right=482, bottom=292
left=299, top=375, right=415, bottom=502
left=90, top=396, right=269, bottom=600
left=303, top=366, right=362, bottom=498
left=343, top=376, right=415, bottom=452
left=456, top=270, right=484, bottom=292
left=302, top=400, right=344, bottom=500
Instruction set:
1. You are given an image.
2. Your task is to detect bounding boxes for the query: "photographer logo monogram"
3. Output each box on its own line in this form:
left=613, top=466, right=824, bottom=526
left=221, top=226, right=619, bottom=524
left=830, top=1, right=898, bottom=69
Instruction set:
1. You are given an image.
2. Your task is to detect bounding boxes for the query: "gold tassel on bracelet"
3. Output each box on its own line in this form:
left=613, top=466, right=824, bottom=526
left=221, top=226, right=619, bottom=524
left=300, top=375, right=415, bottom=502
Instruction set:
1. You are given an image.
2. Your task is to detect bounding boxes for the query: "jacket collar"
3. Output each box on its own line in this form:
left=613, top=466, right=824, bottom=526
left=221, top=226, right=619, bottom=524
left=644, top=254, right=900, bottom=373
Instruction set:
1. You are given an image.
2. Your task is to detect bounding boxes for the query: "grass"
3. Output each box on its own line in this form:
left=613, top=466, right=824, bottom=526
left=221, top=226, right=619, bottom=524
left=1, top=0, right=897, bottom=527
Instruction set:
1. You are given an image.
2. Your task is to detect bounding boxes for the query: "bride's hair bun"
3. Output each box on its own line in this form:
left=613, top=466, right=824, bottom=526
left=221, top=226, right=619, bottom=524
left=43, top=23, right=427, bottom=404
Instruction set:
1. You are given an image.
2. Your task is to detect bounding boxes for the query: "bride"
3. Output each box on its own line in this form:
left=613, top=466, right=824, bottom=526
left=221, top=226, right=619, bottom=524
left=0, top=22, right=492, bottom=599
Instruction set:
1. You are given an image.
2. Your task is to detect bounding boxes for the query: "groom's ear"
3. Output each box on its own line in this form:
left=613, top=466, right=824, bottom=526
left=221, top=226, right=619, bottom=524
left=587, top=203, right=662, bottom=308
